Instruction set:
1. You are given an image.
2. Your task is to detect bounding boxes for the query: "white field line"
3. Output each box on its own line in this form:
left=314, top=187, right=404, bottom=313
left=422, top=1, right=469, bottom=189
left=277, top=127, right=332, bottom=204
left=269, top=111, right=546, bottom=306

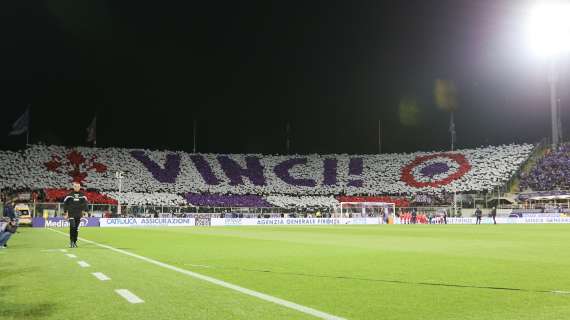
left=115, top=289, right=144, bottom=304
left=552, top=290, right=570, bottom=295
left=77, top=261, right=90, bottom=268
left=185, top=263, right=213, bottom=268
left=65, top=253, right=77, bottom=259
left=48, top=228, right=345, bottom=320
left=60, top=249, right=68, bottom=253
left=92, top=272, right=111, bottom=281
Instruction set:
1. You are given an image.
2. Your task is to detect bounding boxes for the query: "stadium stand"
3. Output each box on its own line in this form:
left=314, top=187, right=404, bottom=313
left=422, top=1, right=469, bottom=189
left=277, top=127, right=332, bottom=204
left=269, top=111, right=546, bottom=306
left=186, top=193, right=272, bottom=207
left=44, top=189, right=118, bottom=205
left=265, top=195, right=339, bottom=208
left=336, top=195, right=409, bottom=207
left=0, top=144, right=533, bottom=198
left=0, top=143, right=539, bottom=212
left=519, top=144, right=570, bottom=191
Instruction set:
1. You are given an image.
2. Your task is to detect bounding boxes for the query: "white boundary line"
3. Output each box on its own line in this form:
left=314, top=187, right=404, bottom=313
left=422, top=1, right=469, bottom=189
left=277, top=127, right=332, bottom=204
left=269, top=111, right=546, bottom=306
left=65, top=253, right=77, bottom=259
left=185, top=263, right=213, bottom=268
left=48, top=228, right=345, bottom=320
left=115, top=289, right=144, bottom=304
left=552, top=290, right=570, bottom=295
left=78, top=261, right=90, bottom=268
left=92, top=272, right=111, bottom=281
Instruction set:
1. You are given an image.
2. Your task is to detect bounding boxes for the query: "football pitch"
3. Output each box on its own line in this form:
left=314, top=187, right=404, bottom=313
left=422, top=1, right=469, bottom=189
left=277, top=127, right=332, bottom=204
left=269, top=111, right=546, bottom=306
left=2, top=225, right=570, bottom=320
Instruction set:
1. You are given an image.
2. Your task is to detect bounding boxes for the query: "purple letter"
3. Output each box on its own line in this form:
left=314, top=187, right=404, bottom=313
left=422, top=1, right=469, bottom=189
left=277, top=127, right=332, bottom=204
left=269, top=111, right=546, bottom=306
left=217, top=156, right=266, bottom=186
left=323, top=158, right=338, bottom=186
left=274, top=158, right=316, bottom=187
left=190, top=155, right=220, bottom=185
left=131, top=151, right=181, bottom=183
left=348, top=157, right=363, bottom=187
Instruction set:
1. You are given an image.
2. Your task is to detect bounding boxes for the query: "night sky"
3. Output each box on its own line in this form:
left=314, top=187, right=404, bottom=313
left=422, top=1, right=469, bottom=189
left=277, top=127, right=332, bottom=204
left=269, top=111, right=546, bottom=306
left=1, top=1, right=569, bottom=154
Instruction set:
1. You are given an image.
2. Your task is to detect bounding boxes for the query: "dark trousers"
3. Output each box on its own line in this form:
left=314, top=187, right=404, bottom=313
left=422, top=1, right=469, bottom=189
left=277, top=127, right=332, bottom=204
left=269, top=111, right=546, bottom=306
left=476, top=216, right=482, bottom=224
left=492, top=215, right=496, bottom=224
left=69, top=217, right=79, bottom=242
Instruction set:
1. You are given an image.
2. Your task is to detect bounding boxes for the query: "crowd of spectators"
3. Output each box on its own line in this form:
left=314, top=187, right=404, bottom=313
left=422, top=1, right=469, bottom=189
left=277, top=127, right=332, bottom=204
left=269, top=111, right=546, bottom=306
left=520, top=144, right=570, bottom=191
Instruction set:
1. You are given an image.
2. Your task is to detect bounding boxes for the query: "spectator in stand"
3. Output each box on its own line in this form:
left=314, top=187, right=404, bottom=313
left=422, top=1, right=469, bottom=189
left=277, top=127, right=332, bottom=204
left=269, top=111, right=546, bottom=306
left=520, top=144, right=570, bottom=191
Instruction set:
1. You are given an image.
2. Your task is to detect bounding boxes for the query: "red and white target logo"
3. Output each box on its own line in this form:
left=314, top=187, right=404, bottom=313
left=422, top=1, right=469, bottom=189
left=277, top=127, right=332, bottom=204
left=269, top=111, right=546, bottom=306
left=401, top=153, right=471, bottom=188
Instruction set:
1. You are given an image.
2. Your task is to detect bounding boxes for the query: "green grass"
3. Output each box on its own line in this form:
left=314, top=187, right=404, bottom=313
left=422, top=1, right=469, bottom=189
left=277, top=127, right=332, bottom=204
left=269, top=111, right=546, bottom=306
left=2, top=225, right=570, bottom=320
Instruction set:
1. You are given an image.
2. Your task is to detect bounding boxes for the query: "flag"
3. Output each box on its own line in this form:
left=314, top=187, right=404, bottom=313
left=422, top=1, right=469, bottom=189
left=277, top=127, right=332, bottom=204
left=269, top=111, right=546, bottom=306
left=9, top=107, right=29, bottom=136
left=86, top=116, right=97, bottom=145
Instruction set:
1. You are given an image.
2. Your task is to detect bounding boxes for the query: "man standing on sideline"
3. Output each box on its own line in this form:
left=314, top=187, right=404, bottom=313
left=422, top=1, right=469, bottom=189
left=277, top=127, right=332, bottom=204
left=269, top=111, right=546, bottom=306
left=491, top=206, right=497, bottom=225
left=63, top=182, right=88, bottom=248
left=475, top=207, right=482, bottom=225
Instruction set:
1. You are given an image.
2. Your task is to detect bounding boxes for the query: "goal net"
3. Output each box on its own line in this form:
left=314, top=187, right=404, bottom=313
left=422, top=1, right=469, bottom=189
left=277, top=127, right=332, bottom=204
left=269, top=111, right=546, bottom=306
left=333, top=202, right=395, bottom=223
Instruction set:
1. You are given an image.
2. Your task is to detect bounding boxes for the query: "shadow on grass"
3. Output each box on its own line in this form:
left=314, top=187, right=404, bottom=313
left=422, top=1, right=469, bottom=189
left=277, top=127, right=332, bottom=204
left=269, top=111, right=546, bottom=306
left=0, top=302, right=56, bottom=319
left=0, top=286, right=57, bottom=319
left=198, top=265, right=559, bottom=295
left=0, top=267, right=40, bottom=278
left=0, top=285, right=16, bottom=299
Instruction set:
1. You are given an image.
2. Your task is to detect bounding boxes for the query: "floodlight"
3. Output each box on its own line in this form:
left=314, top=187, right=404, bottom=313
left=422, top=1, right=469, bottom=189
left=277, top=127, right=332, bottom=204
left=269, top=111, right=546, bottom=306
left=527, top=1, right=570, bottom=58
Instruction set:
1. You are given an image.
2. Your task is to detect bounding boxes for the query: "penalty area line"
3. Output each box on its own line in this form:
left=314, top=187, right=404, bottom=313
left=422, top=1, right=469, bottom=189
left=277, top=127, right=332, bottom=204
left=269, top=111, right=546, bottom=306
left=48, top=228, right=345, bottom=320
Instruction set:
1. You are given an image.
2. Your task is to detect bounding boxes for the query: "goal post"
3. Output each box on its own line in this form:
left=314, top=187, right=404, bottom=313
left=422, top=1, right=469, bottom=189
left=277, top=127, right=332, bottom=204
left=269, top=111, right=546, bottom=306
left=333, top=202, right=396, bottom=223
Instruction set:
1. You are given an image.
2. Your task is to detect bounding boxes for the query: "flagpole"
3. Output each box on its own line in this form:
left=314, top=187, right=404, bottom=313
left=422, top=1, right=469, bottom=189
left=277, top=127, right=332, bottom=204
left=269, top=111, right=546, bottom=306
left=192, top=119, right=197, bottom=153
left=27, top=105, right=30, bottom=146
left=450, top=112, right=455, bottom=152
left=378, top=119, right=382, bottom=154
left=450, top=111, right=456, bottom=216
left=94, top=114, right=97, bottom=147
left=285, top=121, right=291, bottom=154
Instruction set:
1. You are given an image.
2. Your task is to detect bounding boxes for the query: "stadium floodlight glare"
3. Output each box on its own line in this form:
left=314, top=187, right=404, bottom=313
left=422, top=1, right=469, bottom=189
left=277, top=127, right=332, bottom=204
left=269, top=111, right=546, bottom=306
left=527, top=1, right=570, bottom=58
left=526, top=1, right=570, bottom=147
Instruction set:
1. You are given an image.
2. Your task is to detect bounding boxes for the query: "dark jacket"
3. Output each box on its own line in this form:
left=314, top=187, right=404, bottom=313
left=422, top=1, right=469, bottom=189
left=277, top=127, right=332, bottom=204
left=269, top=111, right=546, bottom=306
left=3, top=204, right=15, bottom=220
left=63, top=191, right=89, bottom=218
left=4, top=221, right=17, bottom=233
